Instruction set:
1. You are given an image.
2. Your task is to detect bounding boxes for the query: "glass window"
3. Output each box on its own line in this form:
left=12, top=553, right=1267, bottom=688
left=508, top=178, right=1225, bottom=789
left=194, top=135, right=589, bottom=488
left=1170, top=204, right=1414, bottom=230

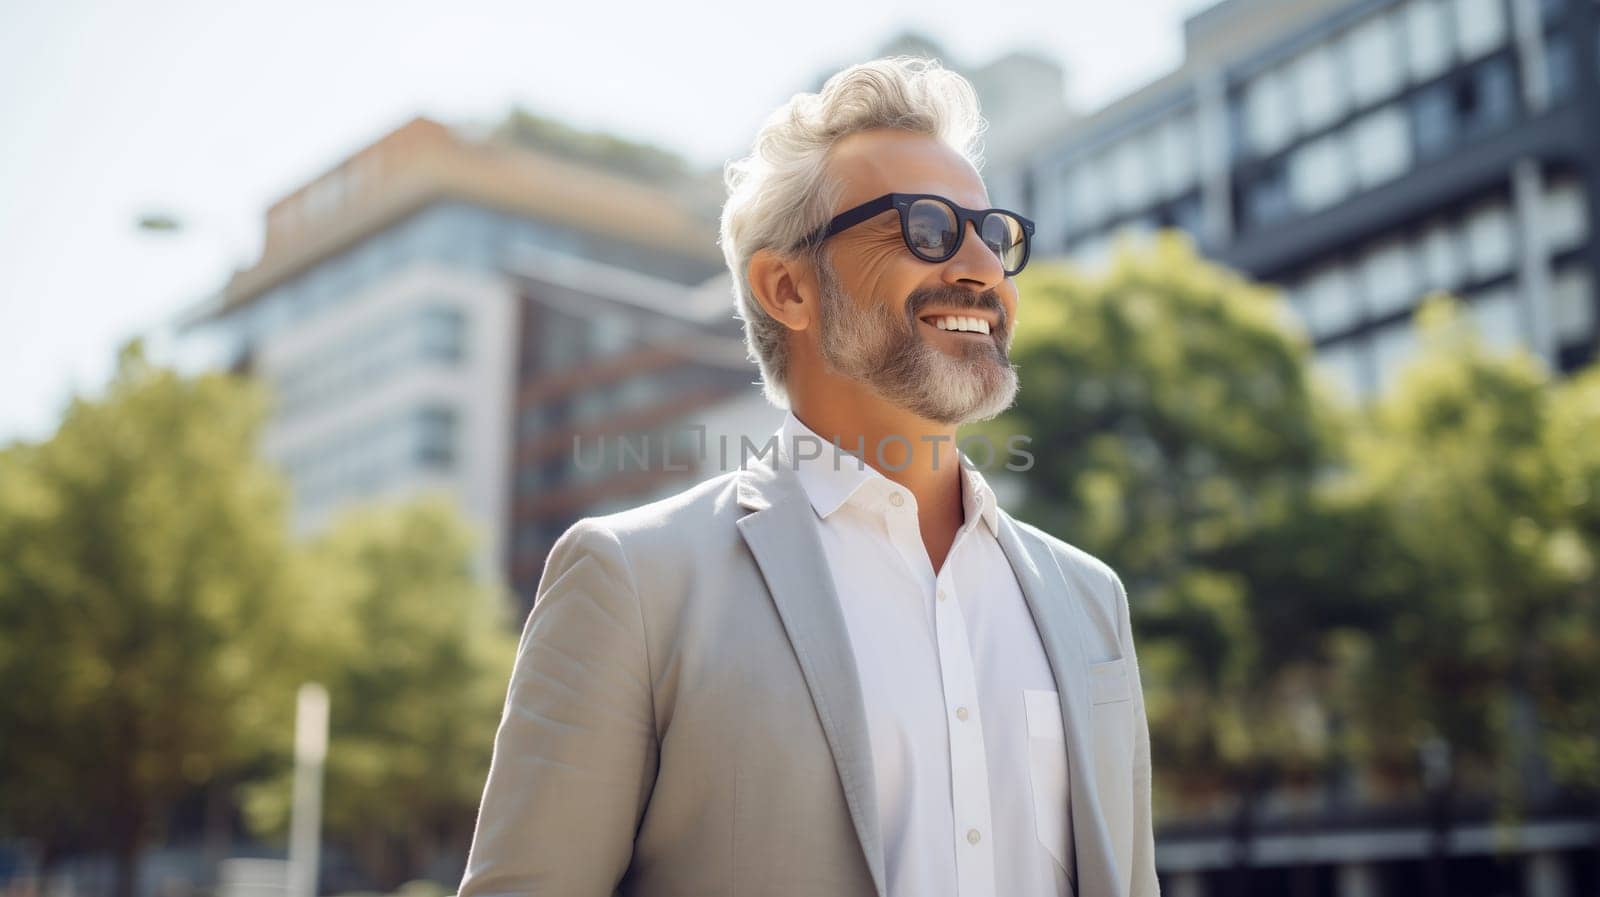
left=1411, top=81, right=1458, bottom=158
left=1551, top=268, right=1595, bottom=342
left=1359, top=238, right=1421, bottom=318
left=1313, top=339, right=1372, bottom=401
left=1112, top=138, right=1153, bottom=211
left=1070, top=160, right=1107, bottom=227
left=1372, top=319, right=1420, bottom=385
left=1453, top=0, right=1508, bottom=60
left=1244, top=69, right=1294, bottom=156
left=1091, top=153, right=1127, bottom=217
left=1404, top=0, right=1454, bottom=82
left=1545, top=29, right=1576, bottom=104
left=1289, top=132, right=1351, bottom=211
left=1165, top=194, right=1205, bottom=237
left=1467, top=286, right=1524, bottom=351
left=419, top=306, right=466, bottom=363
left=1345, top=13, right=1404, bottom=107
left=1227, top=96, right=1252, bottom=164
left=1460, top=57, right=1517, bottom=137
left=540, top=308, right=587, bottom=371
left=1056, top=163, right=1081, bottom=233
left=1157, top=113, right=1199, bottom=197
left=1243, top=164, right=1294, bottom=230
left=1290, top=44, right=1345, bottom=133
left=1301, top=263, right=1363, bottom=336
left=1276, top=281, right=1309, bottom=338
left=1350, top=105, right=1413, bottom=189
left=618, top=376, right=661, bottom=411
left=590, top=313, right=633, bottom=357
left=1542, top=178, right=1589, bottom=252
left=573, top=390, right=610, bottom=424
left=414, top=406, right=458, bottom=469
left=1038, top=162, right=1067, bottom=237
left=1283, top=282, right=1312, bottom=334
left=1417, top=220, right=1465, bottom=291
left=1462, top=200, right=1515, bottom=280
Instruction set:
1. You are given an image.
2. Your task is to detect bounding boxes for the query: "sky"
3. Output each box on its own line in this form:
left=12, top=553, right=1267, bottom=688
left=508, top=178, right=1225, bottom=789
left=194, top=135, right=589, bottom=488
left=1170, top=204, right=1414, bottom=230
left=0, top=0, right=1213, bottom=444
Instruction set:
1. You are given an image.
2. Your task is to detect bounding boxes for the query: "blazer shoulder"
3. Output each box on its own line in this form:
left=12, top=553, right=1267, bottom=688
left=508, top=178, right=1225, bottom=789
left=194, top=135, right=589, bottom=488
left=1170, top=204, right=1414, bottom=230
left=553, top=468, right=745, bottom=575
left=1007, top=514, right=1127, bottom=603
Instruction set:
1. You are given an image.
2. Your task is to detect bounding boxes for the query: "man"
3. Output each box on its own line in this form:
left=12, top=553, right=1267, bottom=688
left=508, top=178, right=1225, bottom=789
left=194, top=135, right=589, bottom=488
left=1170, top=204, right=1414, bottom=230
left=458, top=56, right=1158, bottom=897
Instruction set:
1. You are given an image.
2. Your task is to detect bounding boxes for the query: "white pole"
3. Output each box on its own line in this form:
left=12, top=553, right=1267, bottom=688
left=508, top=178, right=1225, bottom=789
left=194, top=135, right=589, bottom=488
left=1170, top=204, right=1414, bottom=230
left=287, top=683, right=329, bottom=897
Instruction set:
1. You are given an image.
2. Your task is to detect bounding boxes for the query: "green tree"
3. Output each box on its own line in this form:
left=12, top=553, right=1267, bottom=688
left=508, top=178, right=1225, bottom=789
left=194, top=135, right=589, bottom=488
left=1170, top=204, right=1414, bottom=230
left=0, top=341, right=308, bottom=897
left=241, top=498, right=517, bottom=890
left=985, top=234, right=1371, bottom=894
left=1338, top=297, right=1598, bottom=806
left=1539, top=364, right=1600, bottom=790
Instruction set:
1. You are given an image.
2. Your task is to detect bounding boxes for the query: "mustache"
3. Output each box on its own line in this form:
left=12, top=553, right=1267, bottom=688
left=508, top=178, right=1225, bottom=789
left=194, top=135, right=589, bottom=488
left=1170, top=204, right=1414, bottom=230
left=905, top=289, right=1008, bottom=332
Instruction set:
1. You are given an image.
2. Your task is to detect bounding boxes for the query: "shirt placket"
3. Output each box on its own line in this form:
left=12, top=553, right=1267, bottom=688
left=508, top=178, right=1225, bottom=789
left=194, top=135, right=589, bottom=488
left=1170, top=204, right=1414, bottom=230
left=882, top=490, right=996, bottom=897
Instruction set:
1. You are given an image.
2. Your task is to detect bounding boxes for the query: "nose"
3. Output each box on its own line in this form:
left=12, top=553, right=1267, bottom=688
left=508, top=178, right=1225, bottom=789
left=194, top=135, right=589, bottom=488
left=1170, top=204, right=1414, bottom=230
left=942, top=218, right=1007, bottom=290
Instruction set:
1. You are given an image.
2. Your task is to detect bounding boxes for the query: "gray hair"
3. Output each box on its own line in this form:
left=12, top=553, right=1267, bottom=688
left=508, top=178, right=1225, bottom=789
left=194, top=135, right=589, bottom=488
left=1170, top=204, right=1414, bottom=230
left=718, top=55, right=988, bottom=407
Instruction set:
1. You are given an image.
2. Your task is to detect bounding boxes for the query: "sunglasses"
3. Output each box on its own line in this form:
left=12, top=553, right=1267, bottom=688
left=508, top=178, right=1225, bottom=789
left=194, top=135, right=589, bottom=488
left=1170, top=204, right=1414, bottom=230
left=801, top=192, right=1036, bottom=277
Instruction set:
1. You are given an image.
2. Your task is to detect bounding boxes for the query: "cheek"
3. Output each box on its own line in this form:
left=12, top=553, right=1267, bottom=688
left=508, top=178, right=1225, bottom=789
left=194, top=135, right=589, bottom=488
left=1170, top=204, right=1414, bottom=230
left=862, top=274, right=923, bottom=320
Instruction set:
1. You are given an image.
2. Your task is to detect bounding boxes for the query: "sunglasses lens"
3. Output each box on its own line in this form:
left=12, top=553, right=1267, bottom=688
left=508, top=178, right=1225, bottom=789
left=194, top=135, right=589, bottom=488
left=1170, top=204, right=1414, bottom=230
left=906, top=198, right=958, bottom=260
left=982, top=213, right=1028, bottom=274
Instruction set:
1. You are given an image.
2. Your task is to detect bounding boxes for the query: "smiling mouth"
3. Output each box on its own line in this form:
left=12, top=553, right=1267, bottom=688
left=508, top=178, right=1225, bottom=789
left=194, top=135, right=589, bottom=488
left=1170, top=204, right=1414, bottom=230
left=918, top=313, right=994, bottom=336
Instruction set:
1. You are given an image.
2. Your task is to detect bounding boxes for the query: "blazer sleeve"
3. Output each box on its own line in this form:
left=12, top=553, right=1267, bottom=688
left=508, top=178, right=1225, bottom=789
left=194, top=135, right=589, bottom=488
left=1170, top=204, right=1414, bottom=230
left=1114, top=569, right=1161, bottom=897
left=458, top=517, right=659, bottom=897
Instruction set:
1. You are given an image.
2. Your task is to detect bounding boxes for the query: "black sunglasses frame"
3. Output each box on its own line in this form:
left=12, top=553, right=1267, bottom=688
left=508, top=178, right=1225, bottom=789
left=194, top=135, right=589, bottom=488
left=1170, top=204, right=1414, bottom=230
left=802, top=192, right=1036, bottom=276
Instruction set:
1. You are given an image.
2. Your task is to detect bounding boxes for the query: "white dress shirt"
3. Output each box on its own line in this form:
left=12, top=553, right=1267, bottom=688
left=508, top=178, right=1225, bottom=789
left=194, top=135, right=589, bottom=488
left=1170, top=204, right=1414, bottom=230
left=775, top=411, right=1075, bottom=897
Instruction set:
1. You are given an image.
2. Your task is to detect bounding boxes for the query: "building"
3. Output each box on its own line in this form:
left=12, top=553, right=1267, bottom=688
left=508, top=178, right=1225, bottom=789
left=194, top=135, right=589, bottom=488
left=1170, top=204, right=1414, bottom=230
left=809, top=30, right=1075, bottom=174
left=995, top=0, right=1597, bottom=404
left=183, top=116, right=773, bottom=606
left=501, top=251, right=779, bottom=604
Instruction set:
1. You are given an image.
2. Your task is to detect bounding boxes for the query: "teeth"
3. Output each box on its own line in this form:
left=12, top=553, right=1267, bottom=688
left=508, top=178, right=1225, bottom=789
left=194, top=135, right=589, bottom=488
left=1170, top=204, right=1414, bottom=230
left=931, top=315, right=990, bottom=334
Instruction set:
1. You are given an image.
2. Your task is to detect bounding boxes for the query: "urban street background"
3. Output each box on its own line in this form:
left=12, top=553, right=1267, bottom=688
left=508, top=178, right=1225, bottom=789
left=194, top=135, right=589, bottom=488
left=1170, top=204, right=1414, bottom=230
left=1, top=1, right=1598, bottom=897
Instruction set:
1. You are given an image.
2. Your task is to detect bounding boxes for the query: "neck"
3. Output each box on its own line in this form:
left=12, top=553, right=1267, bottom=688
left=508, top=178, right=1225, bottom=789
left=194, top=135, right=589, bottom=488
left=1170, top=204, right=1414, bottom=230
left=790, top=400, right=960, bottom=485
left=789, top=394, right=968, bottom=568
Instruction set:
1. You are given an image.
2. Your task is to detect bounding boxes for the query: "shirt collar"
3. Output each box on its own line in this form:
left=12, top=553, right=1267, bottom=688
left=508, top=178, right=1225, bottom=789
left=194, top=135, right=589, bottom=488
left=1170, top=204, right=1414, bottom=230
left=774, top=410, right=1000, bottom=536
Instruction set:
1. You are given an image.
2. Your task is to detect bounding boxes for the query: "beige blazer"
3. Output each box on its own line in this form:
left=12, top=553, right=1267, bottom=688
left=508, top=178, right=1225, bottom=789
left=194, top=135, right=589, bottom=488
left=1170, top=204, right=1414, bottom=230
left=457, top=445, right=1159, bottom=896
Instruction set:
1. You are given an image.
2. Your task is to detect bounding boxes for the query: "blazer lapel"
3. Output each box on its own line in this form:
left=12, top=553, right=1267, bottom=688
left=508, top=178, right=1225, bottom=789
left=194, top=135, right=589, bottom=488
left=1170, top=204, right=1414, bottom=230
left=735, top=447, right=888, bottom=897
left=995, top=511, right=1121, bottom=897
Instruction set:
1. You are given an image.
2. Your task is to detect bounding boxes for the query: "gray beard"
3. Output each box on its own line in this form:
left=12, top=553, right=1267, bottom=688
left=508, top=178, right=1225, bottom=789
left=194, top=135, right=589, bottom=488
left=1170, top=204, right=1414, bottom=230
left=814, top=254, right=1020, bottom=426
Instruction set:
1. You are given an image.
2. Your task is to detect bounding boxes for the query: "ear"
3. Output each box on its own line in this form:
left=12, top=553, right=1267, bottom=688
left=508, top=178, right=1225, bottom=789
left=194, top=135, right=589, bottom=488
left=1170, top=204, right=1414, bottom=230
left=747, top=247, right=818, bottom=333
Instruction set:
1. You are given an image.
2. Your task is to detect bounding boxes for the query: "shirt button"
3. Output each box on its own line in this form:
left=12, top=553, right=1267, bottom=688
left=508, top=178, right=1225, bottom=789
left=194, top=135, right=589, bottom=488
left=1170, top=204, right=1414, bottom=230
left=955, top=706, right=969, bottom=721
left=888, top=492, right=905, bottom=507
left=967, top=828, right=982, bottom=845
left=937, top=588, right=949, bottom=602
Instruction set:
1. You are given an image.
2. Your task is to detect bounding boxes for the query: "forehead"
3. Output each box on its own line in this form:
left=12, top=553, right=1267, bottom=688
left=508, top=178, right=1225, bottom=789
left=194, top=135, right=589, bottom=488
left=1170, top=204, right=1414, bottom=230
left=824, top=128, right=990, bottom=214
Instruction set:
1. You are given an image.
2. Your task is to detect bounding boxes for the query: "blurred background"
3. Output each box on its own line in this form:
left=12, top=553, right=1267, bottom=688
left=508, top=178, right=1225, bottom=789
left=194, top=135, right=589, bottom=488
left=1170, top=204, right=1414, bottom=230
left=1, top=0, right=1597, bottom=895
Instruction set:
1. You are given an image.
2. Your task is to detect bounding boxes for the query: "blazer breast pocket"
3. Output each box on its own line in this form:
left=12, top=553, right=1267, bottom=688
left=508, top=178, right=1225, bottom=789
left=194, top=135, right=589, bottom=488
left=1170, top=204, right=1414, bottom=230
left=1022, top=688, right=1071, bottom=875
left=1089, top=657, right=1131, bottom=704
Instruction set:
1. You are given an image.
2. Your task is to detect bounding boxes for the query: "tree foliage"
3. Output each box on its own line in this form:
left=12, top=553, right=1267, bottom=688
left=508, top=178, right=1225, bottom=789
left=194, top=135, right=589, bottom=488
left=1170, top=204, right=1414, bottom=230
left=0, top=343, right=518, bottom=893
left=0, top=341, right=306, bottom=895
left=1337, top=296, right=1600, bottom=804
left=992, top=235, right=1599, bottom=821
left=988, top=233, right=1353, bottom=815
left=238, top=499, right=516, bottom=890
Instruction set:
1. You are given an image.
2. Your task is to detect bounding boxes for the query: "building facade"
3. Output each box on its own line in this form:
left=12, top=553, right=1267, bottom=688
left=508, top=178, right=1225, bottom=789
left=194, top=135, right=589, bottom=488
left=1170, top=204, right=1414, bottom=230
left=501, top=249, right=780, bottom=605
left=184, top=117, right=767, bottom=606
left=995, top=0, right=1597, bottom=404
